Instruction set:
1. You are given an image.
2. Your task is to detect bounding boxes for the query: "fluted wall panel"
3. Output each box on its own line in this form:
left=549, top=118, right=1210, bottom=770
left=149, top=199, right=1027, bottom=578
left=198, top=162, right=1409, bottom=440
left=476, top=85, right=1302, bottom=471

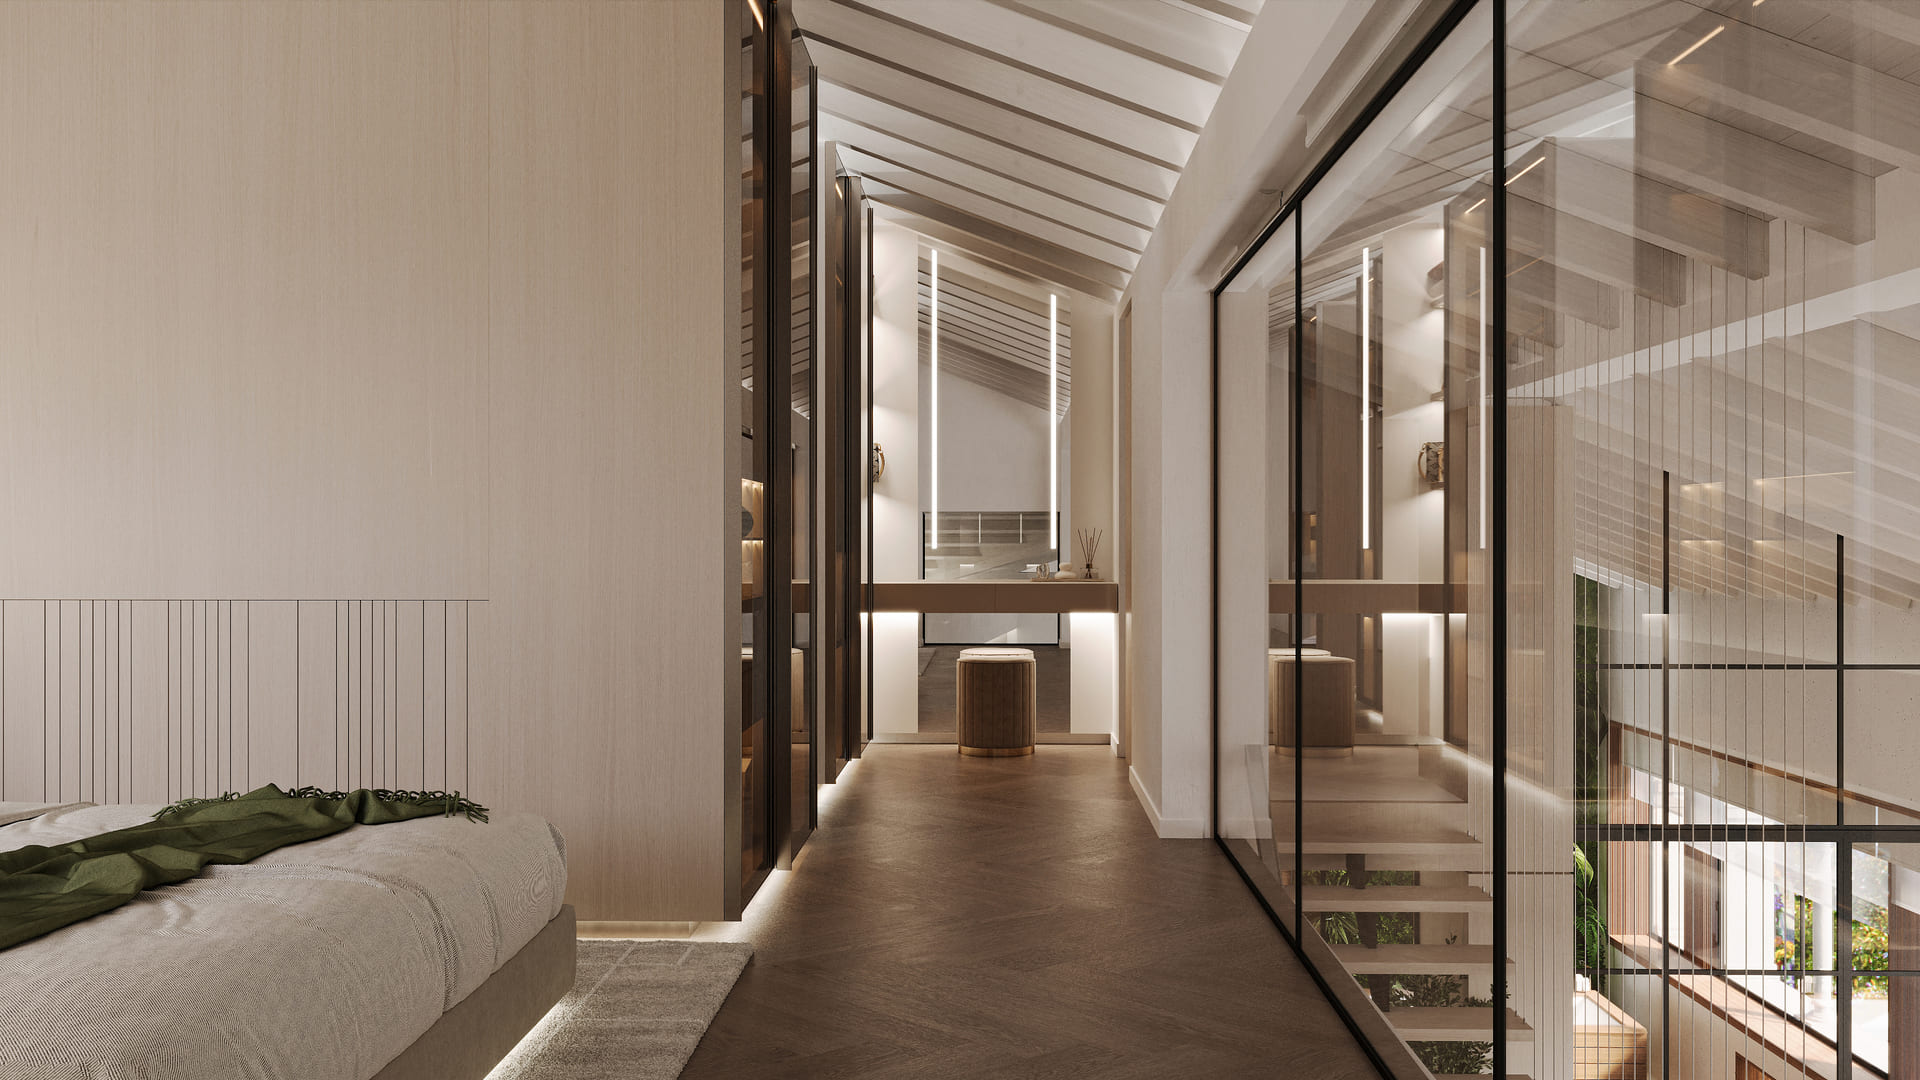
left=0, top=600, right=476, bottom=805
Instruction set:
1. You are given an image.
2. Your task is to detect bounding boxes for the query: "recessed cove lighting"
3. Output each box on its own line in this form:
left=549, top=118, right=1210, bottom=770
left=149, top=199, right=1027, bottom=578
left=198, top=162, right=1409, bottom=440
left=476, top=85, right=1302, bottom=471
left=1668, top=25, right=1724, bottom=66
left=1505, top=156, right=1546, bottom=186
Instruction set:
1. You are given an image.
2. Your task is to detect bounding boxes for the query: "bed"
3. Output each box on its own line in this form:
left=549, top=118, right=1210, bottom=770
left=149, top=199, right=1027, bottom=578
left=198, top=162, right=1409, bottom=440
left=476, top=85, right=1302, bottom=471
left=0, top=799, right=575, bottom=1080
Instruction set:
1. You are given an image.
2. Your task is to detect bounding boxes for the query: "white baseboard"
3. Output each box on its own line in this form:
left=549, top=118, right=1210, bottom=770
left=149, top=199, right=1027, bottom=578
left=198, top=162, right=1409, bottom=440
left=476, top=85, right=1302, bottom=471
left=1129, top=765, right=1206, bottom=838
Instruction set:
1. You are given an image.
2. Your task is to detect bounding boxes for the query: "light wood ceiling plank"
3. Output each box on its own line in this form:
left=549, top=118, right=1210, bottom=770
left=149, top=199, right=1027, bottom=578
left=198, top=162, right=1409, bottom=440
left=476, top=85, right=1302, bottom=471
left=805, top=42, right=1178, bottom=199
left=1161, top=0, right=1260, bottom=30
left=819, top=86, right=1164, bottom=227
left=918, top=279, right=1068, bottom=364
left=1004, top=0, right=1246, bottom=81
left=823, top=116, right=1153, bottom=250
left=844, top=150, right=1141, bottom=271
left=868, top=196, right=1124, bottom=300
left=794, top=1, right=1196, bottom=167
left=856, top=0, right=1223, bottom=128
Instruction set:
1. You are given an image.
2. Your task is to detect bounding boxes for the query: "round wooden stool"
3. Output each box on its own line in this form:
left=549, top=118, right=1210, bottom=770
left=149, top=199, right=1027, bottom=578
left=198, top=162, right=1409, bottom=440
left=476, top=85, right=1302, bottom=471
left=1264, top=647, right=1329, bottom=748
left=1267, top=649, right=1355, bottom=756
left=955, top=647, right=1037, bottom=757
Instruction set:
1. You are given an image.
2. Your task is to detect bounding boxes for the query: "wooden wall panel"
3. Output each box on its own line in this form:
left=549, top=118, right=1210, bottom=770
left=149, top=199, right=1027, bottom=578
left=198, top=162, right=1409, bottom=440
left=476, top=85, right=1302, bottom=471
left=0, top=1, right=736, bottom=921
left=480, top=1, right=734, bottom=921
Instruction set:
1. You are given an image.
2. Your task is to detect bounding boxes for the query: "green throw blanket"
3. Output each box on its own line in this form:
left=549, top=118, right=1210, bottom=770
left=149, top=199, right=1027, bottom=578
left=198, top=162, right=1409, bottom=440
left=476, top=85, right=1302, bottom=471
left=0, top=784, right=487, bottom=951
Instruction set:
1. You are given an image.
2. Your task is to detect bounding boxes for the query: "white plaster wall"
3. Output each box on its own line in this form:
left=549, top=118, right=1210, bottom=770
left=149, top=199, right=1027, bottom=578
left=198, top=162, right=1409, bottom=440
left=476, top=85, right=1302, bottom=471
left=871, top=221, right=921, bottom=734
left=1070, top=292, right=1118, bottom=580
left=917, top=367, right=1052, bottom=516
left=1119, top=0, right=1383, bottom=837
left=1215, top=284, right=1274, bottom=839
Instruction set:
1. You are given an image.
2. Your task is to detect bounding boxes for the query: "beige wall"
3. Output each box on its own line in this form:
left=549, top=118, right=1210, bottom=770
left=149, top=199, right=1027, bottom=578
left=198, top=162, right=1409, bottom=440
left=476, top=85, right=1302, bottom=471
left=0, top=1, right=740, bottom=922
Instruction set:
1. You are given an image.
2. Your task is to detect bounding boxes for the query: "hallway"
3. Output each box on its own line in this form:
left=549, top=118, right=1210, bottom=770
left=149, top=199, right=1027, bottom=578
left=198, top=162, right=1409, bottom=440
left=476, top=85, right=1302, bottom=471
left=681, top=745, right=1381, bottom=1079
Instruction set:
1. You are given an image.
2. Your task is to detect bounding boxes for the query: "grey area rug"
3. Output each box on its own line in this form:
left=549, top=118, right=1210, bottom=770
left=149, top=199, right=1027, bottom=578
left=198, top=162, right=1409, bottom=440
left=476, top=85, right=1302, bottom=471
left=492, top=940, right=753, bottom=1080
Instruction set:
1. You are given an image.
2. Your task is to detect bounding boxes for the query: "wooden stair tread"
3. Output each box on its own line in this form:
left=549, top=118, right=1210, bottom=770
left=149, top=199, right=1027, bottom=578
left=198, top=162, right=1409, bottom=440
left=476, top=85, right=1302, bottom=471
left=1385, top=1007, right=1534, bottom=1042
left=1330, top=943, right=1512, bottom=974
left=1301, top=885, right=1492, bottom=912
left=1301, top=823, right=1481, bottom=853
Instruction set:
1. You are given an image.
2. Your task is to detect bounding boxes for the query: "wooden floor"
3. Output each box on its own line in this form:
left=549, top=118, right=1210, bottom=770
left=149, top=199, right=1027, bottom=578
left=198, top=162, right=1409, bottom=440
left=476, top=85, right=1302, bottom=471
left=680, top=744, right=1384, bottom=1079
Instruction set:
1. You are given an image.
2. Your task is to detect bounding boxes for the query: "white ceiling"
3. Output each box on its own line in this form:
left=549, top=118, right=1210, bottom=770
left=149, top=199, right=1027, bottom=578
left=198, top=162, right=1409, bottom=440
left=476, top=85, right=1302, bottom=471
left=794, top=0, right=1266, bottom=301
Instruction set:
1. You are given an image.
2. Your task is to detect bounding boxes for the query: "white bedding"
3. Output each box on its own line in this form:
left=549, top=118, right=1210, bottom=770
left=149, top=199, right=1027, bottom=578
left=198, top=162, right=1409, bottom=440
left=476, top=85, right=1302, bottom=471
left=0, top=801, right=567, bottom=1080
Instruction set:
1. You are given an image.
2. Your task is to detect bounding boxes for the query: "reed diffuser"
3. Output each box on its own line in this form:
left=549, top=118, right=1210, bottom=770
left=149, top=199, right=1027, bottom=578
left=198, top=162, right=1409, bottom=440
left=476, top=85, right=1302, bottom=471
left=1075, top=528, right=1103, bottom=580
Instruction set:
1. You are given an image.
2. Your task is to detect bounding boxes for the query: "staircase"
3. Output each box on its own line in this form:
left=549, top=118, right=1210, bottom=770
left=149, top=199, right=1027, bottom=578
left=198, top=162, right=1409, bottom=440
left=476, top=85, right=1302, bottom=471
left=1280, top=742, right=1536, bottom=1079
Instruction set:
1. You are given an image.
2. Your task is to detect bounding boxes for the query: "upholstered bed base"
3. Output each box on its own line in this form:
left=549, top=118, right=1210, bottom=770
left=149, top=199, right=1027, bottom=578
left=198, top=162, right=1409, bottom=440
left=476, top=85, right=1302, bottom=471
left=372, top=905, right=578, bottom=1080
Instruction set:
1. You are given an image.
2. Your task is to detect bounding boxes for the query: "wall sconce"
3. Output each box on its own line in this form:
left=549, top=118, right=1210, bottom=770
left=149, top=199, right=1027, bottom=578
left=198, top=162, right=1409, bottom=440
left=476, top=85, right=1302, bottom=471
left=742, top=478, right=765, bottom=601
left=1417, top=442, right=1445, bottom=487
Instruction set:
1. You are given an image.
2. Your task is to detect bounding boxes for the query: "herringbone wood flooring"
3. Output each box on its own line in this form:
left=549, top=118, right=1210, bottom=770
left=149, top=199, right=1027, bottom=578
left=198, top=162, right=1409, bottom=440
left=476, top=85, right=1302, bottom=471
left=680, top=745, right=1384, bottom=1079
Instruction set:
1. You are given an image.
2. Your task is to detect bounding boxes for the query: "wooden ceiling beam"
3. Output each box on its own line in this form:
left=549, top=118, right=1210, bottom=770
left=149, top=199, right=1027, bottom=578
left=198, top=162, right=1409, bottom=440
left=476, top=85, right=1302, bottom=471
left=1636, top=16, right=1920, bottom=174
left=818, top=87, right=1164, bottom=226
left=844, top=150, right=1140, bottom=272
left=1511, top=140, right=1771, bottom=281
left=1001, top=0, right=1245, bottom=81
left=824, top=118, right=1152, bottom=251
left=855, top=0, right=1223, bottom=129
left=867, top=197, right=1123, bottom=301
left=794, top=3, right=1195, bottom=167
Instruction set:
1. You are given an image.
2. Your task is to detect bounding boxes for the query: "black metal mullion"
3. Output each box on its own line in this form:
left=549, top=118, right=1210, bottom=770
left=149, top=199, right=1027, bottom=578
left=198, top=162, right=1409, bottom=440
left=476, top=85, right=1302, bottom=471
left=1293, top=209, right=1305, bottom=938
left=766, top=0, right=797, bottom=871
left=1209, top=282, right=1220, bottom=848
left=1491, top=5, right=1510, bottom=1076
left=1840, top=837, right=1855, bottom=1080
left=1576, top=824, right=1920, bottom=844
left=1661, top=469, right=1673, bottom=1080
left=1837, top=535, right=1846, bottom=827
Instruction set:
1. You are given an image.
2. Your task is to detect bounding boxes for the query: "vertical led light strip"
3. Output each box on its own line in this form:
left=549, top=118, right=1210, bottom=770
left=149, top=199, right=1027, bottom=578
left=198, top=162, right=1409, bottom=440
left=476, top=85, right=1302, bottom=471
left=1478, top=245, right=1488, bottom=549
left=1360, top=248, right=1371, bottom=550
left=930, top=249, right=940, bottom=550
left=1049, top=293, right=1059, bottom=556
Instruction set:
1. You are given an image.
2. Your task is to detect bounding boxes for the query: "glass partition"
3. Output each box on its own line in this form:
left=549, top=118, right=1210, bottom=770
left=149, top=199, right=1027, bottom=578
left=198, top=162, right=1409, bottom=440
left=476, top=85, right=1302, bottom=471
left=1216, top=214, right=1297, bottom=932
left=1216, top=1, right=1920, bottom=1077
left=789, top=29, right=815, bottom=849
left=739, top=1, right=770, bottom=896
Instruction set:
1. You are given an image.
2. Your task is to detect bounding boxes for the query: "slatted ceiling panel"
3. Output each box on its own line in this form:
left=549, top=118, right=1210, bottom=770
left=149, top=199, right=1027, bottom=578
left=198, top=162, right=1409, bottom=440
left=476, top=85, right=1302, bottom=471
left=0, top=600, right=478, bottom=805
left=830, top=137, right=1152, bottom=256
left=917, top=258, right=1069, bottom=416
left=820, top=95, right=1163, bottom=229
left=872, top=188, right=1128, bottom=301
left=795, top=0, right=1263, bottom=301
